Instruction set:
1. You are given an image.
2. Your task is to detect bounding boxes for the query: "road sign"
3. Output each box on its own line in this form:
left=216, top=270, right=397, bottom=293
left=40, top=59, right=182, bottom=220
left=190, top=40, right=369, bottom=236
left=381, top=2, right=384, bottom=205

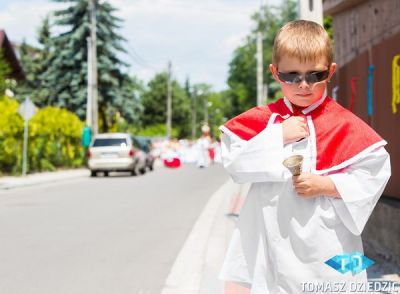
left=18, top=97, right=37, bottom=176
left=18, top=97, right=36, bottom=121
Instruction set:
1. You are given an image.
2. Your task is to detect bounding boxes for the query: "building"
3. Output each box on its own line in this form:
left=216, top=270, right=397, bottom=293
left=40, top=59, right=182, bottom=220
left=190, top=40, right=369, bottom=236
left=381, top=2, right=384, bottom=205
left=0, top=29, right=24, bottom=81
left=324, top=0, right=400, bottom=266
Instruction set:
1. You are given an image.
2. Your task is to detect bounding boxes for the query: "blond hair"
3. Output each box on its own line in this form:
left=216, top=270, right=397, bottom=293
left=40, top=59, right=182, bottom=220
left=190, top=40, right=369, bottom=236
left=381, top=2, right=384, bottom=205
left=272, top=20, right=333, bottom=66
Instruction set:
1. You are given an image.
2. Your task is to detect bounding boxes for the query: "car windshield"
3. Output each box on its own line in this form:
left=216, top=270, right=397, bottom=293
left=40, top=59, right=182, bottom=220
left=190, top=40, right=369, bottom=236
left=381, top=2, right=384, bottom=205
left=93, top=138, right=128, bottom=147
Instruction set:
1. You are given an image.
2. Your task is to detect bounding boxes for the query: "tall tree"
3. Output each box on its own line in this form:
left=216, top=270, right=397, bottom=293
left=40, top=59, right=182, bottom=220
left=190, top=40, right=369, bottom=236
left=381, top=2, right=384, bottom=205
left=44, top=0, right=140, bottom=131
left=226, top=0, right=297, bottom=117
left=140, top=72, right=191, bottom=138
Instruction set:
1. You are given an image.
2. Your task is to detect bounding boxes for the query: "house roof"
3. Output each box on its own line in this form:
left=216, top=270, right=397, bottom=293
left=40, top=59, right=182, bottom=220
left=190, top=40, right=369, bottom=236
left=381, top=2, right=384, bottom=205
left=0, top=29, right=25, bottom=80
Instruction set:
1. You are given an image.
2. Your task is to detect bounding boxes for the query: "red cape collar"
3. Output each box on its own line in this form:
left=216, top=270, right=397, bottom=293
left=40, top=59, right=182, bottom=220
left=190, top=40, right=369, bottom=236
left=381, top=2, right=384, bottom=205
left=223, top=96, right=385, bottom=173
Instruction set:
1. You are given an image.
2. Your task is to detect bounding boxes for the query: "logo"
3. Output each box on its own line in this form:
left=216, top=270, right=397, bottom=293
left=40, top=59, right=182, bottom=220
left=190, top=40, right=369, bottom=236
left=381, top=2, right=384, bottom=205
left=325, top=252, right=375, bottom=275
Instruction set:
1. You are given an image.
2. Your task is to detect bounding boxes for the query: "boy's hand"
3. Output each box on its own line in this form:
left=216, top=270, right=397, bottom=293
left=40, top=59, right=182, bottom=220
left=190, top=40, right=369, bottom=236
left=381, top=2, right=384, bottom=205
left=292, top=173, right=340, bottom=198
left=282, top=116, right=309, bottom=144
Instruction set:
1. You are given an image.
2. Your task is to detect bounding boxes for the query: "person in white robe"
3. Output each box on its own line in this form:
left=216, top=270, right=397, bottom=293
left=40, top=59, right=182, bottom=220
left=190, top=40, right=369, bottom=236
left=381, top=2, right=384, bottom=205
left=196, top=123, right=212, bottom=168
left=218, top=20, right=391, bottom=294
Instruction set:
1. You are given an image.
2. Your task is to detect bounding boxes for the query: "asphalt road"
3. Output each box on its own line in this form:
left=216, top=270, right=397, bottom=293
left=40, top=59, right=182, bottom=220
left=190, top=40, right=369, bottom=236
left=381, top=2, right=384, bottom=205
left=0, top=164, right=228, bottom=294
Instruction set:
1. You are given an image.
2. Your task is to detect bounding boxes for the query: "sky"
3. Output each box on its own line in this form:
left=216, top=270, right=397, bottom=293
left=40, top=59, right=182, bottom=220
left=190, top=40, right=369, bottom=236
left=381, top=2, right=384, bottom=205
left=0, top=0, right=283, bottom=91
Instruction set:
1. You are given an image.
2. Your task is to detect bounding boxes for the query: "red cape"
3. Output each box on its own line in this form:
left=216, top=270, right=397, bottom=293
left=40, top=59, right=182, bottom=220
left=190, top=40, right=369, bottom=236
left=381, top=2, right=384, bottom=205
left=223, top=97, right=385, bottom=172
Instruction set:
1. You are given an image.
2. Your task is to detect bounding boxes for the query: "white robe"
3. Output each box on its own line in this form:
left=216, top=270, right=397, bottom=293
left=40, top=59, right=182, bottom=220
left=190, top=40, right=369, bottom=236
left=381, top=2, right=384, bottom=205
left=196, top=136, right=211, bottom=168
left=218, top=120, right=391, bottom=293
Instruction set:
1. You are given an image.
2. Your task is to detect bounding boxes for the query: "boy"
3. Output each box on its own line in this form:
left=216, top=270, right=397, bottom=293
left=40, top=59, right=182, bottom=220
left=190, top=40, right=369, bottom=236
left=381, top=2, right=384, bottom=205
left=219, top=20, right=391, bottom=293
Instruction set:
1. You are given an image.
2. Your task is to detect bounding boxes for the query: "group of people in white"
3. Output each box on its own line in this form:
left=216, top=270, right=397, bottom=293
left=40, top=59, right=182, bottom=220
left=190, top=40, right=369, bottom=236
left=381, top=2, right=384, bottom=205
left=152, top=123, right=221, bottom=168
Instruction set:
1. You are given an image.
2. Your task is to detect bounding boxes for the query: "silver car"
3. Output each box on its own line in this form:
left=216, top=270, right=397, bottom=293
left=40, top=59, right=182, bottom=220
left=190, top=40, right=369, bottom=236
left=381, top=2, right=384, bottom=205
left=88, top=133, right=147, bottom=177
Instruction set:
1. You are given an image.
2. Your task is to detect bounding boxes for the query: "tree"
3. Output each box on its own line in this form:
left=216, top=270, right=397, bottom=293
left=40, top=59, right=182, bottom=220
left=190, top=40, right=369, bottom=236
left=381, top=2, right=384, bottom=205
left=225, top=0, right=297, bottom=117
left=140, top=72, right=191, bottom=138
left=15, top=16, right=52, bottom=105
left=43, top=0, right=140, bottom=131
left=324, top=16, right=333, bottom=40
left=0, top=49, right=11, bottom=95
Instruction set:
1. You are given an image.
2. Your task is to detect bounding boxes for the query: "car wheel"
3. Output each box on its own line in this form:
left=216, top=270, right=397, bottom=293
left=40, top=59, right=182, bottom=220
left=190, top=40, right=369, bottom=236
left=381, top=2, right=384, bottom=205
left=104, top=171, right=109, bottom=177
left=140, top=167, right=146, bottom=175
left=90, top=170, right=97, bottom=177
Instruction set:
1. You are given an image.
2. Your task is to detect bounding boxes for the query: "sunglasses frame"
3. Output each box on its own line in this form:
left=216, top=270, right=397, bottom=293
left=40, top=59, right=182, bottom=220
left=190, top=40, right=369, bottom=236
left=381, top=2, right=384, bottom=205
left=276, top=68, right=330, bottom=85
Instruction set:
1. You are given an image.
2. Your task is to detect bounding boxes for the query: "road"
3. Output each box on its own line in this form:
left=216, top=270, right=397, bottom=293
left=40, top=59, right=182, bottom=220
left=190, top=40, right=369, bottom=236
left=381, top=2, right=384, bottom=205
left=0, top=164, right=228, bottom=294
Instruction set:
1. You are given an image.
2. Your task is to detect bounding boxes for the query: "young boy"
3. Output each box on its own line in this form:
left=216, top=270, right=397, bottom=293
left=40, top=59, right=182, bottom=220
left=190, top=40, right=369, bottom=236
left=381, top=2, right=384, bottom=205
left=219, top=20, right=391, bottom=293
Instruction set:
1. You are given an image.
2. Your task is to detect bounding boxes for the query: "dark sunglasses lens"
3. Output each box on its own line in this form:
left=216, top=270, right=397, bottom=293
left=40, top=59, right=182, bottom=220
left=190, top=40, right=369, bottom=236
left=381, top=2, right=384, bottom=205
left=306, top=70, right=329, bottom=83
left=278, top=72, right=299, bottom=84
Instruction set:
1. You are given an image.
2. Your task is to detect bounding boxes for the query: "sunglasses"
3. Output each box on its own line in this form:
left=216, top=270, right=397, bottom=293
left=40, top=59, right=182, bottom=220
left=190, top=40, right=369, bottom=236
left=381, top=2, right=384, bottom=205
left=277, top=69, right=330, bottom=84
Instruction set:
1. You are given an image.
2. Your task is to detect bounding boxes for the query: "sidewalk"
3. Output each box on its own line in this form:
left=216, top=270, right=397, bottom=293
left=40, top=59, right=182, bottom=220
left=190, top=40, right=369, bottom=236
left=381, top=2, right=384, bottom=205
left=0, top=168, right=90, bottom=191
left=160, top=178, right=250, bottom=294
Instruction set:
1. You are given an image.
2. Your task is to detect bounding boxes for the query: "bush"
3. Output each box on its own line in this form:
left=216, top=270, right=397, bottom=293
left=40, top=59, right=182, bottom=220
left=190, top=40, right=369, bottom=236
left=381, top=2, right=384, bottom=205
left=29, top=106, right=85, bottom=171
left=0, top=96, right=24, bottom=174
left=0, top=97, right=85, bottom=175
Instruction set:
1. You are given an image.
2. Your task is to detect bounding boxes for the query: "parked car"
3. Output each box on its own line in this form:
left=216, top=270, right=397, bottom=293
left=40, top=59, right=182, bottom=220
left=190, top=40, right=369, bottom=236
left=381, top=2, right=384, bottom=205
left=87, top=133, right=147, bottom=177
left=134, top=136, right=155, bottom=171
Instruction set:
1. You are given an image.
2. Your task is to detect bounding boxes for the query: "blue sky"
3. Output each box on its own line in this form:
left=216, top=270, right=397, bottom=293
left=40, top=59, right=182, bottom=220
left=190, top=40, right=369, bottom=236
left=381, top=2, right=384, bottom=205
left=0, top=0, right=283, bottom=90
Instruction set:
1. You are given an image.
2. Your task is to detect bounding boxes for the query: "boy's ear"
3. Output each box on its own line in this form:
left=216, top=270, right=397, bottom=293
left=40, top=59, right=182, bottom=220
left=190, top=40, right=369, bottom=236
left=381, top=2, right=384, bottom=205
left=269, top=64, right=280, bottom=82
left=327, top=63, right=337, bottom=81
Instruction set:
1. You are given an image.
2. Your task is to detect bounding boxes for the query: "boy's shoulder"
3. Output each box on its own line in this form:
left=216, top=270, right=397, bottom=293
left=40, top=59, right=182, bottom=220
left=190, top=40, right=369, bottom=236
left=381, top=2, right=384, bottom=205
left=316, top=97, right=372, bottom=125
left=222, top=98, right=287, bottom=141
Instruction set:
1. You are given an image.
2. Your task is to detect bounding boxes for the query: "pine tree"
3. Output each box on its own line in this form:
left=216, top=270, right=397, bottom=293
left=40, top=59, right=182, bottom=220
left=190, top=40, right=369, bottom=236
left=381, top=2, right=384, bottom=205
left=44, top=0, right=141, bottom=131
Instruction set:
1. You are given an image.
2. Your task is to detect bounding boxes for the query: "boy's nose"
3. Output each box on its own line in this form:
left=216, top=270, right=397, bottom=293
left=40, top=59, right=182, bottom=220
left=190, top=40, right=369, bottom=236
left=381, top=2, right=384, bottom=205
left=298, top=79, right=311, bottom=88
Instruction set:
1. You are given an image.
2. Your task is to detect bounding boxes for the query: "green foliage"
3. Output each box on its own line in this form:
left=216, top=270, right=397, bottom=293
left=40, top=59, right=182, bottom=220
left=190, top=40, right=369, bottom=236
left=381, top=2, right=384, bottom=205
left=0, top=96, right=85, bottom=174
left=36, top=0, right=142, bottom=131
left=29, top=107, right=85, bottom=171
left=0, top=96, right=24, bottom=174
left=132, top=123, right=178, bottom=138
left=140, top=72, right=191, bottom=138
left=225, top=0, right=297, bottom=117
left=324, top=15, right=333, bottom=41
left=0, top=50, right=12, bottom=95
left=14, top=17, right=52, bottom=105
left=206, top=91, right=229, bottom=139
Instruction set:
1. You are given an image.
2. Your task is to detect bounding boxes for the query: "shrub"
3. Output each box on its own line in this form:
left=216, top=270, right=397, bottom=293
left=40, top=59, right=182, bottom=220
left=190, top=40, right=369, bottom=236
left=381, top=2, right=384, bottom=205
left=29, top=106, right=85, bottom=171
left=0, top=97, right=86, bottom=174
left=0, top=96, right=24, bottom=174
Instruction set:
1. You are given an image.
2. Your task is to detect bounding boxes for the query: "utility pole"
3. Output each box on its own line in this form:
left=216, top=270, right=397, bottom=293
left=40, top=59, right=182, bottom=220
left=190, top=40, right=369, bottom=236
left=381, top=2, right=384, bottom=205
left=89, top=0, right=98, bottom=134
left=256, top=0, right=266, bottom=106
left=204, top=97, right=208, bottom=125
left=86, top=36, right=92, bottom=128
left=191, top=90, right=197, bottom=140
left=256, top=31, right=264, bottom=106
left=166, top=61, right=172, bottom=139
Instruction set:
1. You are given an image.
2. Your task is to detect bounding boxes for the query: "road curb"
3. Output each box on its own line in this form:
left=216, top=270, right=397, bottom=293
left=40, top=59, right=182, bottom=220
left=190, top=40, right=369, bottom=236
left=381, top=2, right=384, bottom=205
left=0, top=169, right=90, bottom=191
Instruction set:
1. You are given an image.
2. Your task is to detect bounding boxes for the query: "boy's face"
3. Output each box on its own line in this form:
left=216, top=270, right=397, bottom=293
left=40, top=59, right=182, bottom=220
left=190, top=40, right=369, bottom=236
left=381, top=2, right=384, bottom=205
left=270, top=55, right=336, bottom=107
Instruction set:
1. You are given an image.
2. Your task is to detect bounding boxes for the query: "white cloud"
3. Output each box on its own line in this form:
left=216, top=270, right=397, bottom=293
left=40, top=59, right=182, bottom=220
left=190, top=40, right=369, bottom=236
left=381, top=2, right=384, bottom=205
left=110, top=0, right=259, bottom=89
left=0, top=1, right=67, bottom=46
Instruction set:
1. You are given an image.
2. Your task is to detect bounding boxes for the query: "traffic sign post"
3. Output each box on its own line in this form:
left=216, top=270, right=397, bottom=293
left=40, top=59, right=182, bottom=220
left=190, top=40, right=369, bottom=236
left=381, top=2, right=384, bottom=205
left=18, top=97, right=36, bottom=176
